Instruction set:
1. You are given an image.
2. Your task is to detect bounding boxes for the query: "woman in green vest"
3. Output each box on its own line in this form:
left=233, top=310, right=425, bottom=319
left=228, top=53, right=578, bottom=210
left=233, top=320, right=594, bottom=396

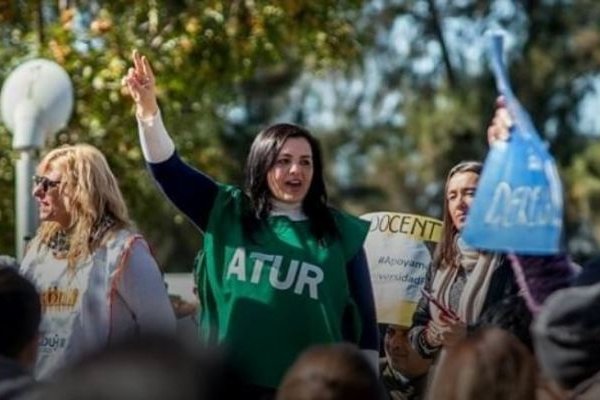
left=123, top=51, right=378, bottom=398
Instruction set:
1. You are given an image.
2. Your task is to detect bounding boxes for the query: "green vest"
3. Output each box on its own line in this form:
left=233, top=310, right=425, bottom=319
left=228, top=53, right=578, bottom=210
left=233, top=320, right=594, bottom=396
left=195, top=184, right=369, bottom=388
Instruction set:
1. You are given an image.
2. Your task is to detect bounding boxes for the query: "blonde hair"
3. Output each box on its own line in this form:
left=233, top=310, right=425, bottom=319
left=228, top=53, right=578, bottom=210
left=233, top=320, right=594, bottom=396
left=35, top=144, right=130, bottom=268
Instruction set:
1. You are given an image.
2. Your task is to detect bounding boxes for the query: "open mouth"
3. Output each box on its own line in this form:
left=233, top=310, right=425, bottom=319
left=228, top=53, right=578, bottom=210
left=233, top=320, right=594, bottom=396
left=285, top=179, right=303, bottom=188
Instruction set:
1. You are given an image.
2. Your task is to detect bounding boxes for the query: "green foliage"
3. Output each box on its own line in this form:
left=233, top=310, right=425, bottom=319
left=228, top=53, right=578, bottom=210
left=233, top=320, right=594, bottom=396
left=300, top=0, right=600, bottom=260
left=2, top=0, right=600, bottom=265
left=0, top=0, right=363, bottom=268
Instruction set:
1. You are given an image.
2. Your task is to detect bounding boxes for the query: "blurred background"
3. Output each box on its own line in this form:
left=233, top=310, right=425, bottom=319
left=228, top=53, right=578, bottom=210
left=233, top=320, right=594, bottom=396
left=1, top=0, right=599, bottom=271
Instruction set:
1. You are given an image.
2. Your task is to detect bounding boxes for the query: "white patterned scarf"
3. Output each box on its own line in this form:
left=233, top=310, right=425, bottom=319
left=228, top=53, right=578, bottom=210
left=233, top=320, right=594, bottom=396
left=47, top=214, right=116, bottom=254
left=430, top=236, right=501, bottom=324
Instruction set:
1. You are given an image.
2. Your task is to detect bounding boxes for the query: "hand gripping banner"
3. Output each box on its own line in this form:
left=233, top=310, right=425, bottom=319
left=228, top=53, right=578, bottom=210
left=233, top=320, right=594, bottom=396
left=461, top=33, right=563, bottom=254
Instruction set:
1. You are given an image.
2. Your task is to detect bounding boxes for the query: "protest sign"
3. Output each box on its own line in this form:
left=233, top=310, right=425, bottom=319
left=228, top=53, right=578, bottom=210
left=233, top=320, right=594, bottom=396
left=361, top=212, right=442, bottom=326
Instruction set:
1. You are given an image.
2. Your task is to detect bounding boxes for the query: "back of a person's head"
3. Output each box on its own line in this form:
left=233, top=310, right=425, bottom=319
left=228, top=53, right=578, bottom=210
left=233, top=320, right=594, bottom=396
left=277, top=343, right=385, bottom=400
left=426, top=328, right=537, bottom=400
left=33, top=334, right=243, bottom=400
left=475, top=294, right=533, bottom=350
left=0, top=267, right=41, bottom=359
left=533, top=282, right=600, bottom=391
left=575, top=256, right=600, bottom=287
left=0, top=255, right=19, bottom=269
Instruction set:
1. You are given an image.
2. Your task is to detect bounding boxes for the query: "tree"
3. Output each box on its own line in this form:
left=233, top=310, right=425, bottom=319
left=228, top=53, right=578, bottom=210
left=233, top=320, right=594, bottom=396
left=2, top=0, right=600, bottom=265
left=272, top=0, right=600, bottom=261
left=0, top=0, right=363, bottom=268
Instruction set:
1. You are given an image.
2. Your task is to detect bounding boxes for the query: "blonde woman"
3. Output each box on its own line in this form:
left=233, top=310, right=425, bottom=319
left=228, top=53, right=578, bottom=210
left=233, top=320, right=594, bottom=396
left=20, top=144, right=176, bottom=379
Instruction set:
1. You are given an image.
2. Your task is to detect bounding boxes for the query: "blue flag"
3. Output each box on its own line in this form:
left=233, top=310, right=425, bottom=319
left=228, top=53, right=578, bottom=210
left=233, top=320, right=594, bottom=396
left=461, top=33, right=563, bottom=254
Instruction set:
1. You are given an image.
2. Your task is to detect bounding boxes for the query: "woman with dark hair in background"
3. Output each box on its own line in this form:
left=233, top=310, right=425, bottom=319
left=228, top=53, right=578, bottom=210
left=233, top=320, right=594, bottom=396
left=123, top=51, right=378, bottom=398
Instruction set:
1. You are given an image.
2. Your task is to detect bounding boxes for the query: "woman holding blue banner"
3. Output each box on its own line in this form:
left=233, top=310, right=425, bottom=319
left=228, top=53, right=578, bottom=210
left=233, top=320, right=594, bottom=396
left=408, top=161, right=521, bottom=357
left=410, top=33, right=579, bottom=358
left=410, top=105, right=577, bottom=357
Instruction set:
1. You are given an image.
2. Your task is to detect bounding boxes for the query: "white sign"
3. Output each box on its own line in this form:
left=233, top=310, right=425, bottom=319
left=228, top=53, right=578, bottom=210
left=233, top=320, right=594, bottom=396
left=361, top=212, right=442, bottom=326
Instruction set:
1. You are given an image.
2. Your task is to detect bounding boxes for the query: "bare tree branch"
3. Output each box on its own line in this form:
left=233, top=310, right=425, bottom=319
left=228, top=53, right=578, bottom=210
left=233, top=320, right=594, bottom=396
left=426, top=0, right=456, bottom=87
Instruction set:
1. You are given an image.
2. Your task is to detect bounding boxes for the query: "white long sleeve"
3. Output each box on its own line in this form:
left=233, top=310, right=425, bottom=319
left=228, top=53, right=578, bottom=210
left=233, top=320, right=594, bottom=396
left=114, top=240, right=176, bottom=336
left=136, top=110, right=176, bottom=163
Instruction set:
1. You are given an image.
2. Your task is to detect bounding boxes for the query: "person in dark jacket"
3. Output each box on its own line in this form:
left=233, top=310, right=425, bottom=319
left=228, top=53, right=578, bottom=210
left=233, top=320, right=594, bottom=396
left=532, top=281, right=600, bottom=399
left=408, top=161, right=522, bottom=358
left=0, top=267, right=41, bottom=400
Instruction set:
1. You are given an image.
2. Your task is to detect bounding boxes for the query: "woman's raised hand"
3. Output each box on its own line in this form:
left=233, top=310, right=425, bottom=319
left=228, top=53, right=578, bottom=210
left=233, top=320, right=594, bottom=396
left=122, top=50, right=158, bottom=119
left=487, top=96, right=512, bottom=146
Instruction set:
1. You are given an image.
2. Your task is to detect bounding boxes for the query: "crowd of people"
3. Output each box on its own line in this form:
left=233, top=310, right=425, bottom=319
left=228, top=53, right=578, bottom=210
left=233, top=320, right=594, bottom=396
left=0, top=51, right=598, bottom=400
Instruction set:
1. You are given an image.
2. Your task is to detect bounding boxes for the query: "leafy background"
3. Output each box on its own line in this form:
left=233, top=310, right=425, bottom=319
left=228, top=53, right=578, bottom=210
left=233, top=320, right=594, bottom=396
left=1, top=0, right=599, bottom=270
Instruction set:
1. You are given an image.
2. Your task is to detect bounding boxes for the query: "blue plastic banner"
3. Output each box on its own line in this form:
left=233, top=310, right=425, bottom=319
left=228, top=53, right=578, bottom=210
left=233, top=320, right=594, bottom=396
left=461, top=33, right=563, bottom=254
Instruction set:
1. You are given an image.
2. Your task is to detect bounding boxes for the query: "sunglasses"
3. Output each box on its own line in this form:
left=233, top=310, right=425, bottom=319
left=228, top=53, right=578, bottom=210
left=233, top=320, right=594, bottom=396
left=32, top=175, right=61, bottom=193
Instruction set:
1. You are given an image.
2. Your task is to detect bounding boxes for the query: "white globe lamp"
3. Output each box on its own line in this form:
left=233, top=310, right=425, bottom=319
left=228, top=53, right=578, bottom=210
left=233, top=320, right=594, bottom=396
left=1, top=59, right=73, bottom=260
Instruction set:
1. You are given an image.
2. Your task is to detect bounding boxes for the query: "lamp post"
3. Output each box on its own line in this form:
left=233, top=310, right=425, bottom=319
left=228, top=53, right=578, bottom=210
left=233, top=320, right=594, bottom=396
left=1, top=59, right=73, bottom=260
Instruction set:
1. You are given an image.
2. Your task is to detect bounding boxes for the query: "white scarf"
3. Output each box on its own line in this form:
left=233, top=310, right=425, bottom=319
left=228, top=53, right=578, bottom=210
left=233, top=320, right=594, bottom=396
left=430, top=236, right=500, bottom=324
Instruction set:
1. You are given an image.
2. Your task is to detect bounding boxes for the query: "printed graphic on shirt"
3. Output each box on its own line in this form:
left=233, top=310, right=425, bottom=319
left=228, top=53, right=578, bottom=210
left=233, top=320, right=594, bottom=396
left=200, top=184, right=369, bottom=389
left=38, top=287, right=81, bottom=356
left=38, top=333, right=68, bottom=355
left=40, top=287, right=80, bottom=311
left=226, top=248, right=324, bottom=300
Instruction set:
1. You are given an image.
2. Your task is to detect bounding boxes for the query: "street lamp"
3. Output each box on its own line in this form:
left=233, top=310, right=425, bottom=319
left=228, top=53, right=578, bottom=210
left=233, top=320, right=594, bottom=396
left=1, top=59, right=73, bottom=260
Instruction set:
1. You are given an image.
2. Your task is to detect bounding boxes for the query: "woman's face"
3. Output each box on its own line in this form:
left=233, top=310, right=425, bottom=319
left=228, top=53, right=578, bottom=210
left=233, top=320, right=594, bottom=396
left=267, top=137, right=314, bottom=204
left=32, top=165, right=71, bottom=228
left=446, top=171, right=479, bottom=231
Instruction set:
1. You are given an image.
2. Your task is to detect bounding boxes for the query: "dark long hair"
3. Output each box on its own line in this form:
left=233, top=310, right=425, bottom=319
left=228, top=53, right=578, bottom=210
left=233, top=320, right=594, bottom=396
left=242, top=123, right=338, bottom=242
left=434, top=160, right=483, bottom=270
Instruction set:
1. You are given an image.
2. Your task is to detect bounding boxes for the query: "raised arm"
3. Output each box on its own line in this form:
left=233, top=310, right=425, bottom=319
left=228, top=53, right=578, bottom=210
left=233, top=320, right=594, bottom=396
left=123, top=51, right=218, bottom=230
